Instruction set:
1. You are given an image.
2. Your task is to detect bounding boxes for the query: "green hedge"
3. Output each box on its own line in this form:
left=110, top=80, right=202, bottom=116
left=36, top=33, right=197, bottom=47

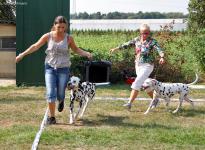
left=70, top=30, right=204, bottom=83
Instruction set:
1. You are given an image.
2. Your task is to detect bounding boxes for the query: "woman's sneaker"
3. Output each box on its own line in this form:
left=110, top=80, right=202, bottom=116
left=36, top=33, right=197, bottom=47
left=47, top=117, right=56, bottom=125
left=123, top=103, right=132, bottom=109
left=58, top=100, right=64, bottom=112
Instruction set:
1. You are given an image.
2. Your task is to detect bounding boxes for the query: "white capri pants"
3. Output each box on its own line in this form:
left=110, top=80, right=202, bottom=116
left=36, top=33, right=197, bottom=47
left=131, top=62, right=154, bottom=91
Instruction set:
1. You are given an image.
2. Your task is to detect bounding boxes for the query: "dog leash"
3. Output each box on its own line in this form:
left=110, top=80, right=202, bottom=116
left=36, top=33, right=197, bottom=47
left=154, top=64, right=160, bottom=79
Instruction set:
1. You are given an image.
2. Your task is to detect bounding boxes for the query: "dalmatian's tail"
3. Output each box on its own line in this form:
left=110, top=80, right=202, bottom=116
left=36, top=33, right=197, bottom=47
left=187, top=73, right=199, bottom=86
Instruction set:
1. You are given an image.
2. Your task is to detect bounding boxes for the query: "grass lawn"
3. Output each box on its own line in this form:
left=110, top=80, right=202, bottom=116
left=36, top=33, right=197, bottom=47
left=0, top=85, right=205, bottom=150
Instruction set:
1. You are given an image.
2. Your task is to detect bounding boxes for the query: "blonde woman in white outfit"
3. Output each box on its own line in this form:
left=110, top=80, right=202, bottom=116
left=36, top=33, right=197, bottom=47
left=110, top=24, right=165, bottom=110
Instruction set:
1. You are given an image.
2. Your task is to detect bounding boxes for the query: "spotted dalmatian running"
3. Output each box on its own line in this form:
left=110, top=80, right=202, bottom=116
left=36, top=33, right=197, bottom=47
left=67, top=76, right=95, bottom=124
left=142, top=74, right=198, bottom=114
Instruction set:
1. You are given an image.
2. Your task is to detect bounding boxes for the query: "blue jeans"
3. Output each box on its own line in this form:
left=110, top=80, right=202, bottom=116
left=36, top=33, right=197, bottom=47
left=45, top=64, right=69, bottom=103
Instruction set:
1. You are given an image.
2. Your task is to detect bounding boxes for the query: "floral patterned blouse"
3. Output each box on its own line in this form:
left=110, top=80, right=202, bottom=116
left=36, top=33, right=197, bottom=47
left=118, top=36, right=164, bottom=64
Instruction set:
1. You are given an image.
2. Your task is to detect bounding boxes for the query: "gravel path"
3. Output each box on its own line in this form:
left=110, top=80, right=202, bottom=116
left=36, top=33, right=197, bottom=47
left=0, top=79, right=16, bottom=87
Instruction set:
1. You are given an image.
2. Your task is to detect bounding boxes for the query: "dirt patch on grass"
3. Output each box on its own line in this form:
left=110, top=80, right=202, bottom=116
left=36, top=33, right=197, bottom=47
left=0, top=120, right=15, bottom=128
left=10, top=88, right=45, bottom=96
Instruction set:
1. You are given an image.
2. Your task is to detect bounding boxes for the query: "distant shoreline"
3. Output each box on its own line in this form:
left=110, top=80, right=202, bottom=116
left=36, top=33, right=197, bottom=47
left=71, top=19, right=185, bottom=23
left=70, top=19, right=187, bottom=31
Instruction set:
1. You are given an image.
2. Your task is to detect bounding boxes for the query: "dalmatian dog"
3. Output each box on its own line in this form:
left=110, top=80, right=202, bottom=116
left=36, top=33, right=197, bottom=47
left=67, top=76, right=95, bottom=124
left=142, top=74, right=198, bottom=114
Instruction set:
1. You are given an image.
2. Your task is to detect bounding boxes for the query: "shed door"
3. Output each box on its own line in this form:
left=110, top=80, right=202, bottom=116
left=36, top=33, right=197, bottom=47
left=16, top=0, right=70, bottom=85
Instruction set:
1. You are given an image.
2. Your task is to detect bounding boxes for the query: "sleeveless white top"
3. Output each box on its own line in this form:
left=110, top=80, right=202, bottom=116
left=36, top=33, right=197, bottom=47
left=45, top=32, right=71, bottom=68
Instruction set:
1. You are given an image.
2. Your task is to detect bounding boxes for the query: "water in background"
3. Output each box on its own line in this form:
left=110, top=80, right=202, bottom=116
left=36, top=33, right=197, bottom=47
left=70, top=19, right=187, bottom=31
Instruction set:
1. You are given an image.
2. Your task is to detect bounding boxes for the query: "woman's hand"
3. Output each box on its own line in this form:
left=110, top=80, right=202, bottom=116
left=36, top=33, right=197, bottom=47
left=109, top=48, right=118, bottom=54
left=15, top=53, right=24, bottom=63
left=159, top=57, right=165, bottom=64
left=86, top=52, right=92, bottom=60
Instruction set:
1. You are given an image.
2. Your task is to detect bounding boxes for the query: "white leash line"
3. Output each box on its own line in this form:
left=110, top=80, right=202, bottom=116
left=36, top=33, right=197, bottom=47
left=31, top=107, right=49, bottom=150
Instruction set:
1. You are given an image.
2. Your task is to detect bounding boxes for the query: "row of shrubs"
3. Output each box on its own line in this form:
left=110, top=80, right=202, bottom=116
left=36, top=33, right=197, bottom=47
left=70, top=29, right=205, bottom=83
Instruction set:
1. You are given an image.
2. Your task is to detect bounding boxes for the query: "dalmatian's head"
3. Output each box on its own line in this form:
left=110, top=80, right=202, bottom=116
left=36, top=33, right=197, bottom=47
left=142, top=78, right=157, bottom=92
left=67, top=76, right=81, bottom=90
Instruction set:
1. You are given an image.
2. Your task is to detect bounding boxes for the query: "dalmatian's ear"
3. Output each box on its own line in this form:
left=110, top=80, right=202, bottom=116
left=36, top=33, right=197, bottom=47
left=78, top=80, right=83, bottom=85
left=78, top=81, right=83, bottom=89
left=151, top=79, right=157, bottom=85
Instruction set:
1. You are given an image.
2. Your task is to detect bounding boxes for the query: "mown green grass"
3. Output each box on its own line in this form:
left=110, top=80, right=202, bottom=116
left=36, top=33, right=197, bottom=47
left=0, top=85, right=205, bottom=150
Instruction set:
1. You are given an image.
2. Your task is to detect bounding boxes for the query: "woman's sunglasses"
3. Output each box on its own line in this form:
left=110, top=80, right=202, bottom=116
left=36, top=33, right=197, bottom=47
left=140, top=32, right=150, bottom=35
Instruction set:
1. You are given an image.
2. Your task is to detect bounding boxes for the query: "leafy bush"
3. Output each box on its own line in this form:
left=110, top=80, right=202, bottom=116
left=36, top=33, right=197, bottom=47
left=188, top=0, right=205, bottom=30
left=188, top=31, right=205, bottom=72
left=70, top=30, right=204, bottom=83
left=162, top=35, right=200, bottom=82
left=70, top=30, right=137, bottom=83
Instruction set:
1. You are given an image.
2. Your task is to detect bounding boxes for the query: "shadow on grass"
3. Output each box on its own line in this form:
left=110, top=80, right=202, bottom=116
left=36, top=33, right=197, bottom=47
left=173, top=108, right=205, bottom=117
left=83, top=114, right=177, bottom=130
left=0, top=96, right=43, bottom=104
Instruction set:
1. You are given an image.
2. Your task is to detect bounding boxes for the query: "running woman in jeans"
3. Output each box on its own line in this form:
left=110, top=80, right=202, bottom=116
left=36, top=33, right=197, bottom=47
left=16, top=16, right=92, bottom=124
left=110, top=24, right=165, bottom=110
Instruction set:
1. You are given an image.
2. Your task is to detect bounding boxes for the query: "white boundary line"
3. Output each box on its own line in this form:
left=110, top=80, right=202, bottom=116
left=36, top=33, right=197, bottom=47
left=65, top=96, right=205, bottom=102
left=94, top=97, right=205, bottom=102
left=31, top=107, right=48, bottom=150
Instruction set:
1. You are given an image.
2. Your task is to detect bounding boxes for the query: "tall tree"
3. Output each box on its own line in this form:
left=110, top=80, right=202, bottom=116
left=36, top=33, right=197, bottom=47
left=0, top=0, right=16, bottom=21
left=188, top=0, right=205, bottom=30
left=71, top=11, right=187, bottom=20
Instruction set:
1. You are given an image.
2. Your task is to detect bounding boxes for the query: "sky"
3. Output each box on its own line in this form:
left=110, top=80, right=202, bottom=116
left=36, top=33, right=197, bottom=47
left=70, top=0, right=189, bottom=14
